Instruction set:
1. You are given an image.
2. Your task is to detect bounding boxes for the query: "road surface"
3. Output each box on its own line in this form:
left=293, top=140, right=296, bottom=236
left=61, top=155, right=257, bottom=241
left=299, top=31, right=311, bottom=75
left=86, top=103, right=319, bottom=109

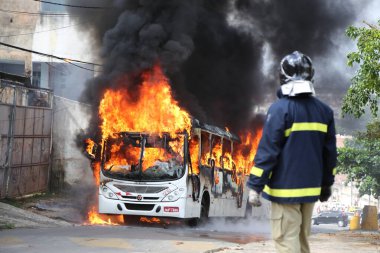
left=1, top=218, right=379, bottom=253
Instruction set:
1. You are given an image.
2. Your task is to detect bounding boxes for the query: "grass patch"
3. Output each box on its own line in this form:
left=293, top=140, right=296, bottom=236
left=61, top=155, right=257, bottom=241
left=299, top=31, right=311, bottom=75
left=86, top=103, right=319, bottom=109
left=0, top=192, right=57, bottom=208
left=0, top=198, right=23, bottom=208
left=0, top=222, right=15, bottom=230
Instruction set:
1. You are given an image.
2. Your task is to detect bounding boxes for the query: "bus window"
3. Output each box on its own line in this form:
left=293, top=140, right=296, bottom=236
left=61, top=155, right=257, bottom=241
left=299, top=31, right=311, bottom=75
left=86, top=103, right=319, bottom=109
left=200, top=131, right=211, bottom=166
left=222, top=139, right=233, bottom=170
left=189, top=134, right=200, bottom=174
left=211, top=135, right=222, bottom=168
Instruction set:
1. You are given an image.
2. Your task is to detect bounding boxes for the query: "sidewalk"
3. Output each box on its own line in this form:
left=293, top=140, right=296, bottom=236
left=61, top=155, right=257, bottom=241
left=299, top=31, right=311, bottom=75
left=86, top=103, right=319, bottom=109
left=239, top=231, right=380, bottom=253
left=0, top=201, right=72, bottom=229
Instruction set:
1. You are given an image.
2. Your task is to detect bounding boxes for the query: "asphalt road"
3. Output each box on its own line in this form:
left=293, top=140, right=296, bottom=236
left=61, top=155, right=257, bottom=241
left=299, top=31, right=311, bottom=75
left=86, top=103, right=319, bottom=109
left=0, top=222, right=266, bottom=253
left=311, top=222, right=349, bottom=234
left=0, top=218, right=350, bottom=253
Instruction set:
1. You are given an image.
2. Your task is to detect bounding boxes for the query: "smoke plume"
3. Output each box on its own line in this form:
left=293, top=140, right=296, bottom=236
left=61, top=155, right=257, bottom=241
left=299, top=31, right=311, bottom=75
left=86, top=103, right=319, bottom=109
left=67, top=0, right=360, bottom=134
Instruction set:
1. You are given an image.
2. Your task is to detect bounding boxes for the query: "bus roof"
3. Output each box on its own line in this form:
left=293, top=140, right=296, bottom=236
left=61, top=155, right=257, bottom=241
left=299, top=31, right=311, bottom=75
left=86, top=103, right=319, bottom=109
left=108, top=119, right=240, bottom=143
left=192, top=119, right=240, bottom=142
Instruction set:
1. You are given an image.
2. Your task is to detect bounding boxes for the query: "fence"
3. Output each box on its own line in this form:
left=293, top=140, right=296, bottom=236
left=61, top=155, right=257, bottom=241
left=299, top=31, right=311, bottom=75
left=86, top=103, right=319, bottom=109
left=0, top=80, right=53, bottom=198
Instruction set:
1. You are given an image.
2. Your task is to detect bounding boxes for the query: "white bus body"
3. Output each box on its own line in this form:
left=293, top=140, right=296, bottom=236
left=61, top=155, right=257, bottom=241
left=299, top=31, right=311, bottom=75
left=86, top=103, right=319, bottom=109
left=95, top=125, right=250, bottom=222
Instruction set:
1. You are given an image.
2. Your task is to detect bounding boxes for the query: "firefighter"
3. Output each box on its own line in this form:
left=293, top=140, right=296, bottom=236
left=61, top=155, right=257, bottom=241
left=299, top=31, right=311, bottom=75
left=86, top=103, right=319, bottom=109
left=247, top=51, right=337, bottom=253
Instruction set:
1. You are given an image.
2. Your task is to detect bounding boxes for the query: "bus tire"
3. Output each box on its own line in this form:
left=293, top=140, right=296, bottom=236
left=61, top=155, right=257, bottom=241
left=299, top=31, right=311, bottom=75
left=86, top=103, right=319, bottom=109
left=199, top=192, right=210, bottom=223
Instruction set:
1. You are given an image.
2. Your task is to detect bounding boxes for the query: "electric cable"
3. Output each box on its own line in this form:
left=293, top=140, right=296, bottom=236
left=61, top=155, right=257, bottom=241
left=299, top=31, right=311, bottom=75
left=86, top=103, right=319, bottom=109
left=0, top=41, right=102, bottom=67
left=33, top=0, right=107, bottom=9
left=0, top=8, right=73, bottom=16
left=0, top=23, right=82, bottom=38
left=67, top=62, right=101, bottom=72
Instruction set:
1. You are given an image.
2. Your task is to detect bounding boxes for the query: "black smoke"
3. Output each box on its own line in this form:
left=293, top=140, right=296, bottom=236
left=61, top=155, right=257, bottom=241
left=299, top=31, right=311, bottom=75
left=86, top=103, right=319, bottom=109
left=66, top=0, right=359, bottom=134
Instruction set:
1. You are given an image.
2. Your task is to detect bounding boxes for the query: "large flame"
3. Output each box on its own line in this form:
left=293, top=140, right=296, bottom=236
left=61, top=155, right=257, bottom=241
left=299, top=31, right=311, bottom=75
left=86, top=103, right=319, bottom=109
left=99, top=65, right=191, bottom=140
left=235, top=129, right=263, bottom=174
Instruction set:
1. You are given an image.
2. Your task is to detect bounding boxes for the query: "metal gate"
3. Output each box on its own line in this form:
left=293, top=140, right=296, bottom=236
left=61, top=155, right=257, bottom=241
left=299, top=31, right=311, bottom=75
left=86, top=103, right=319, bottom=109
left=0, top=80, right=53, bottom=198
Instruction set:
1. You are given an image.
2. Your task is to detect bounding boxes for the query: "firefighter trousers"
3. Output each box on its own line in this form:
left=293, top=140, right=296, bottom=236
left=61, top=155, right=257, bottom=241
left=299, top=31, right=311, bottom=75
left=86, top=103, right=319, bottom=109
left=270, top=202, right=315, bottom=253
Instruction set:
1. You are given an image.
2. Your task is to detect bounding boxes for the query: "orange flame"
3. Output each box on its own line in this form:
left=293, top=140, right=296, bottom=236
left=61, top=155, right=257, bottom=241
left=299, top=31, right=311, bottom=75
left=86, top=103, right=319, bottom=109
left=87, top=207, right=124, bottom=225
left=99, top=65, right=191, bottom=140
left=188, top=127, right=262, bottom=175
left=189, top=137, right=200, bottom=174
left=140, top=217, right=161, bottom=223
left=235, top=128, right=263, bottom=174
left=86, top=162, right=125, bottom=225
left=85, top=138, right=95, bottom=158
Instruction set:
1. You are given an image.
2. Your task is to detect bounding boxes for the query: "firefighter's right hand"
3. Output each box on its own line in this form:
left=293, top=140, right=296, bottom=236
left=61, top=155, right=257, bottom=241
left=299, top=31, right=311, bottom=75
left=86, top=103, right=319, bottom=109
left=248, top=189, right=262, bottom=207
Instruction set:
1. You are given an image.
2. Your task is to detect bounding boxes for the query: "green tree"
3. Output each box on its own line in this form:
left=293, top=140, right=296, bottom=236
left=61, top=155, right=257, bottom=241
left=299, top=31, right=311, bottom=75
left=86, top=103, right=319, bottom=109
left=337, top=120, right=380, bottom=198
left=342, top=20, right=380, bottom=118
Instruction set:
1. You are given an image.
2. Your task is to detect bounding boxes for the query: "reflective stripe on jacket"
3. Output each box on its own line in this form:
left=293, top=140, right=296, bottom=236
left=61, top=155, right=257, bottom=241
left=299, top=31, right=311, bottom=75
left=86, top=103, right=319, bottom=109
left=246, top=95, right=337, bottom=204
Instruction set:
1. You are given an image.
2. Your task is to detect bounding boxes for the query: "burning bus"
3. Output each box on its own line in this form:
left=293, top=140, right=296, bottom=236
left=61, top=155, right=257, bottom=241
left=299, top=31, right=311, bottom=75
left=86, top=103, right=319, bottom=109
left=87, top=120, right=251, bottom=225
left=84, top=65, right=261, bottom=225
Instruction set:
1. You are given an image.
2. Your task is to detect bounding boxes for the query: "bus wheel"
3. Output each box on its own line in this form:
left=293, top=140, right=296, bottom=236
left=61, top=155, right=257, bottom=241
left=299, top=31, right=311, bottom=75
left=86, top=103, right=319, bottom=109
left=199, top=195, right=209, bottom=224
left=186, top=217, right=198, bottom=227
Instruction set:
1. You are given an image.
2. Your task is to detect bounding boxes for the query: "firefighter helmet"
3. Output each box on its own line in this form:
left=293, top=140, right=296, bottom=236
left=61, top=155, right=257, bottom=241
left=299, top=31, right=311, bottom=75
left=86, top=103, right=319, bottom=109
left=279, top=51, right=314, bottom=85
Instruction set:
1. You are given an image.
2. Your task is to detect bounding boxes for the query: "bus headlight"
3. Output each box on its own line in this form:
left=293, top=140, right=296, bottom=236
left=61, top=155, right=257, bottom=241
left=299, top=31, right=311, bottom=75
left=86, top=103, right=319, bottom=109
left=162, top=190, right=181, bottom=202
left=100, top=186, right=118, bottom=200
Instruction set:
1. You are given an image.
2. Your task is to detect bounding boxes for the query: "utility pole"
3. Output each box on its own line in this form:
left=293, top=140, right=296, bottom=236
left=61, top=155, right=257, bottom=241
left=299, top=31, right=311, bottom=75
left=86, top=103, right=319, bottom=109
left=350, top=181, right=353, bottom=207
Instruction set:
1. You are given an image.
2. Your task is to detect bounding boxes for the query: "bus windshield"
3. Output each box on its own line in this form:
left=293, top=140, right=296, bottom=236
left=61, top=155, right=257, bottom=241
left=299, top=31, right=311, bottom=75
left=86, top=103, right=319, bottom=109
left=102, top=133, right=186, bottom=181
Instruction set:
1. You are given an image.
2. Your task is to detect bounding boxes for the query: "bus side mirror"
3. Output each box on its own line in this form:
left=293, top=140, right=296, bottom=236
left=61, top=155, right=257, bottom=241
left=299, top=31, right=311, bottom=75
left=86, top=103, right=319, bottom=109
left=85, top=138, right=99, bottom=161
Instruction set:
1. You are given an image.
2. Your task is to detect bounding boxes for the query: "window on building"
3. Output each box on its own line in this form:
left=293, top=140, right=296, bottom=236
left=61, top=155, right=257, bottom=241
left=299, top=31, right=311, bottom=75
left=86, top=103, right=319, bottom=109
left=41, top=3, right=66, bottom=13
left=0, top=61, right=24, bottom=76
left=32, top=62, right=41, bottom=87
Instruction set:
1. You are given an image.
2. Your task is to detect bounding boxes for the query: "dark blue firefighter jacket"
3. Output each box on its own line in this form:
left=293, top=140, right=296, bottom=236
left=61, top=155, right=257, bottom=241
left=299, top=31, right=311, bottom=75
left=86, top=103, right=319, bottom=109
left=247, top=94, right=337, bottom=204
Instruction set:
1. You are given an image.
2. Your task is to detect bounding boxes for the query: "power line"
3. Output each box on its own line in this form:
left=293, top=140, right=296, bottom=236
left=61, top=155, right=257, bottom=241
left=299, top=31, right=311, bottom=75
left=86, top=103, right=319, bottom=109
left=67, top=61, right=102, bottom=72
left=0, top=23, right=82, bottom=38
left=44, top=62, right=69, bottom=75
left=0, top=41, right=102, bottom=67
left=33, top=0, right=107, bottom=9
left=0, top=8, right=73, bottom=16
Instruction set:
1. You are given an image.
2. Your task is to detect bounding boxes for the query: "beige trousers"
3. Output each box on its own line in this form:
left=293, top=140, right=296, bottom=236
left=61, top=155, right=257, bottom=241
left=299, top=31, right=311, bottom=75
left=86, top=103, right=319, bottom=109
left=270, top=202, right=315, bottom=253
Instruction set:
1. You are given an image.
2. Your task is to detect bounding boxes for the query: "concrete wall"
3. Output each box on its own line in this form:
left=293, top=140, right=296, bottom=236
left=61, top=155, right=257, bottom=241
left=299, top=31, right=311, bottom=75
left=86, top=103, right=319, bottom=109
left=0, top=1, right=97, bottom=91
left=32, top=15, right=97, bottom=64
left=0, top=0, right=40, bottom=75
left=31, top=13, right=96, bottom=99
left=51, top=96, right=93, bottom=190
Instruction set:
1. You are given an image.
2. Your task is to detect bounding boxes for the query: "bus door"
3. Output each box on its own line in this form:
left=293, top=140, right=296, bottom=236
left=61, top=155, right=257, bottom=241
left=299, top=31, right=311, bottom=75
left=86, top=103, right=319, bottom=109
left=209, top=134, right=223, bottom=195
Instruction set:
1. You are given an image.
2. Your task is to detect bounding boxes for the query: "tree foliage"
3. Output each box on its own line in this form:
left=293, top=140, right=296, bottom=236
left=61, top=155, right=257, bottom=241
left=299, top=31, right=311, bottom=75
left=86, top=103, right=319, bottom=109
left=342, top=20, right=380, bottom=118
left=337, top=120, right=380, bottom=198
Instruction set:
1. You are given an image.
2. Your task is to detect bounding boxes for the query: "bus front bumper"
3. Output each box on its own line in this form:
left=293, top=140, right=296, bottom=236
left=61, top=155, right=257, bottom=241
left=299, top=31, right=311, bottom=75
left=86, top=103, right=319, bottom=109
left=98, top=194, right=186, bottom=218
